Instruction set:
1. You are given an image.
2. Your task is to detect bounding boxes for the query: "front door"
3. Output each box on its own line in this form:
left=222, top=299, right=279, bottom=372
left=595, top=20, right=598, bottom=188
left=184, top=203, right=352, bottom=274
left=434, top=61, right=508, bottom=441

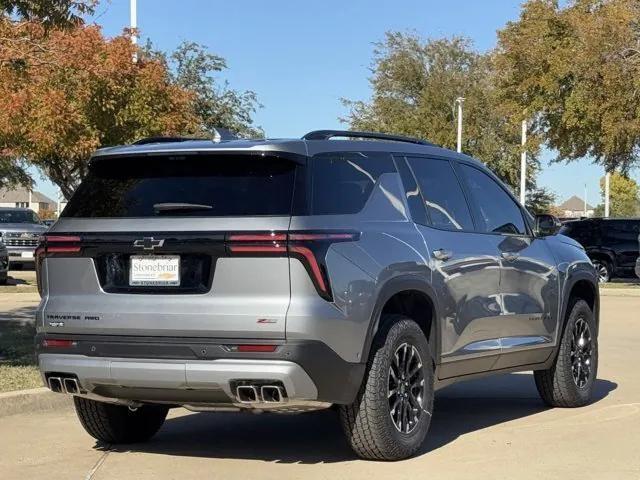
left=456, top=162, right=559, bottom=369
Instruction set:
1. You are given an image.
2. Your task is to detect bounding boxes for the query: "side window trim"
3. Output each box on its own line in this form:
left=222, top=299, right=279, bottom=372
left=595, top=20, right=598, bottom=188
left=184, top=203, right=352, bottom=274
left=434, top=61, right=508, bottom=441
left=405, top=155, right=478, bottom=233
left=454, top=160, right=532, bottom=237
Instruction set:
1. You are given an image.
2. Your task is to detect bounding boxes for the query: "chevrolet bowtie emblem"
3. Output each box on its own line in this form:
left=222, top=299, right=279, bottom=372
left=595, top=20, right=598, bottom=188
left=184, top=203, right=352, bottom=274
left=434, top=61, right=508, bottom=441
left=133, top=237, right=165, bottom=250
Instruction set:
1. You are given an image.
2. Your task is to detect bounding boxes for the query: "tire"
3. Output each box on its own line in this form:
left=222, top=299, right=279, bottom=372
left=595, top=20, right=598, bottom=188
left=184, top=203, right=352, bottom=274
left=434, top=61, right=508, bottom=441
left=534, top=299, right=598, bottom=407
left=0, top=274, right=6, bottom=285
left=339, top=315, right=434, bottom=460
left=591, top=259, right=611, bottom=283
left=74, top=397, right=168, bottom=444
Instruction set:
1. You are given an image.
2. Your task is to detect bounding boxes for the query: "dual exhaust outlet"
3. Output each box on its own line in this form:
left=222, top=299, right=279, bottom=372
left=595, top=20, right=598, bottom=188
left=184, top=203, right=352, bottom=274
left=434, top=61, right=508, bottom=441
left=236, top=385, right=286, bottom=404
left=48, top=376, right=80, bottom=395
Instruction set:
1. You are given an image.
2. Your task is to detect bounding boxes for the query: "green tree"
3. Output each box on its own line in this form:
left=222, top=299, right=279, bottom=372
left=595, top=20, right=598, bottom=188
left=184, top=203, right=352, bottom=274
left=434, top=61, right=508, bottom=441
left=162, top=42, right=262, bottom=138
left=0, top=0, right=95, bottom=28
left=598, top=173, right=640, bottom=217
left=495, top=0, right=640, bottom=174
left=343, top=32, right=554, bottom=212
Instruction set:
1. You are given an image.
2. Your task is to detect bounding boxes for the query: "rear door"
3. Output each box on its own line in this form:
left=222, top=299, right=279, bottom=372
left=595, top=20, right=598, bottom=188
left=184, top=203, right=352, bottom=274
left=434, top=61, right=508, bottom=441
left=41, top=153, right=299, bottom=339
left=604, top=220, right=640, bottom=272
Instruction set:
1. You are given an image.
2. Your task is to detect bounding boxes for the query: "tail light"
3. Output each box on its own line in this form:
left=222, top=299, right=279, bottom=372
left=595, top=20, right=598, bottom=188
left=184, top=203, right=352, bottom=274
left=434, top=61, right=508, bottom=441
left=41, top=338, right=77, bottom=348
left=227, top=231, right=359, bottom=301
left=35, top=235, right=82, bottom=295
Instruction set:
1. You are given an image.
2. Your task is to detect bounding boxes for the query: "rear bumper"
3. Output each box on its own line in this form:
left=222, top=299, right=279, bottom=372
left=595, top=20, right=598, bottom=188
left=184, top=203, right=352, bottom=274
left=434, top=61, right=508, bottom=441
left=36, top=336, right=365, bottom=405
left=39, top=354, right=317, bottom=403
left=7, top=246, right=36, bottom=264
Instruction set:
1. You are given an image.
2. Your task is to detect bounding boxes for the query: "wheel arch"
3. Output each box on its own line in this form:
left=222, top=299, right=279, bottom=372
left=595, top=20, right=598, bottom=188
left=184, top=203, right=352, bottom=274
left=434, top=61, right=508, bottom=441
left=361, top=275, right=441, bottom=365
left=587, top=249, right=616, bottom=270
left=559, top=271, right=600, bottom=341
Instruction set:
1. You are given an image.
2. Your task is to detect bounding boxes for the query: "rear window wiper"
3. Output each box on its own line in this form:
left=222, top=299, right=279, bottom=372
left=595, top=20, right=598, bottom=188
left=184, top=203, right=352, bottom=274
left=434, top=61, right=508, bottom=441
left=153, top=203, right=213, bottom=213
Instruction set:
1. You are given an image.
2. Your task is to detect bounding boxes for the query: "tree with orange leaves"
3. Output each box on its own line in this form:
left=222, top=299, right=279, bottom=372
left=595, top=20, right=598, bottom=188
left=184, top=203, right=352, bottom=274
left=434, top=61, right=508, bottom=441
left=0, top=2, right=261, bottom=198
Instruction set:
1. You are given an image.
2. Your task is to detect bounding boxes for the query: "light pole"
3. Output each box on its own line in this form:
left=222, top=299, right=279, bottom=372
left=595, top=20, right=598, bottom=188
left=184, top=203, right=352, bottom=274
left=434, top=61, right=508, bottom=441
left=455, top=97, right=464, bottom=153
left=519, top=119, right=527, bottom=205
left=584, top=184, right=588, bottom=217
left=130, top=0, right=137, bottom=63
left=604, top=172, right=611, bottom=217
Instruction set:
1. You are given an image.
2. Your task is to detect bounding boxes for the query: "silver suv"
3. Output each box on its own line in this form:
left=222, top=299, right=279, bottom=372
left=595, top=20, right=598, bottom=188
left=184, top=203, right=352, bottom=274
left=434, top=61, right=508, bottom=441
left=36, top=130, right=599, bottom=460
left=0, top=207, right=48, bottom=269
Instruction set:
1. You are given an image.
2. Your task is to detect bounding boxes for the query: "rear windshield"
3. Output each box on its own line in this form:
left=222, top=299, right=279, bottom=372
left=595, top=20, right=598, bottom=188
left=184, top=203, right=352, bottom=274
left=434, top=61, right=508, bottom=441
left=62, top=155, right=297, bottom=218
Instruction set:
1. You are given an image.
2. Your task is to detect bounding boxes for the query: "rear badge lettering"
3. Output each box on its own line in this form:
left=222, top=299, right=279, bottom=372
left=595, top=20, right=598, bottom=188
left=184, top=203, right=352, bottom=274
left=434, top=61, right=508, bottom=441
left=257, top=318, right=277, bottom=324
left=45, top=313, right=101, bottom=323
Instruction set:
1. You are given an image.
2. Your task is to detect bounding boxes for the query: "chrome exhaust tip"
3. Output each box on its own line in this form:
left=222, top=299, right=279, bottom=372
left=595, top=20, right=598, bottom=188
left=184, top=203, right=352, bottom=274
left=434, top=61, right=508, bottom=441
left=48, top=377, right=63, bottom=393
left=236, top=385, right=258, bottom=403
left=63, top=378, right=79, bottom=394
left=260, top=385, right=285, bottom=403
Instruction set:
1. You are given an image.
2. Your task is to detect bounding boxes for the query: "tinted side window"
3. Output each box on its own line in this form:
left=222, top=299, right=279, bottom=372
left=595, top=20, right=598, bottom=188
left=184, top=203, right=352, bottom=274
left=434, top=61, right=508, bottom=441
left=459, top=164, right=527, bottom=235
left=406, top=157, right=474, bottom=231
left=605, top=220, right=640, bottom=242
left=310, top=152, right=396, bottom=215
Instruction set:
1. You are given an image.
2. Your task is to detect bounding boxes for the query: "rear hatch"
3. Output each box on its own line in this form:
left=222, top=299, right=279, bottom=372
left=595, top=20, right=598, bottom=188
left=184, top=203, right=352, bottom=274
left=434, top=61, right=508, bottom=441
left=40, top=152, right=299, bottom=339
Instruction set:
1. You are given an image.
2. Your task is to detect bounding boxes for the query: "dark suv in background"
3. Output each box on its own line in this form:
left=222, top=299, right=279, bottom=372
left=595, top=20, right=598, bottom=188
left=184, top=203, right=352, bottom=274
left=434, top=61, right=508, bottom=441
left=561, top=218, right=640, bottom=283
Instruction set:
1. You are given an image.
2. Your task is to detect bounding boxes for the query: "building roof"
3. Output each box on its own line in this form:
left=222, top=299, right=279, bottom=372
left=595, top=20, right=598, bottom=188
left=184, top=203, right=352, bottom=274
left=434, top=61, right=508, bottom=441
left=558, top=195, right=594, bottom=211
left=0, top=187, right=56, bottom=205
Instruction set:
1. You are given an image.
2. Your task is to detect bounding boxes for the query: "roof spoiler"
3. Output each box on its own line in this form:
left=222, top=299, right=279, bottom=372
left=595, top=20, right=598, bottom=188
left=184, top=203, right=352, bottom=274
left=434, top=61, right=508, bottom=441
left=132, top=128, right=239, bottom=145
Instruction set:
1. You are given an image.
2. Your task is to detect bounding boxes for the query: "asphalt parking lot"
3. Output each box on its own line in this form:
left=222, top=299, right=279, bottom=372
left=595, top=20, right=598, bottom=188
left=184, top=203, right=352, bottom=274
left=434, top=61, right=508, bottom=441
left=1, top=295, right=639, bottom=480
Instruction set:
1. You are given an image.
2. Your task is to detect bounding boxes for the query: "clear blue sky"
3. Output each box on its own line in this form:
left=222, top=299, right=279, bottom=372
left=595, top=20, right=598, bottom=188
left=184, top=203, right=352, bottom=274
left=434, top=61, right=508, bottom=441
left=33, top=0, right=639, bottom=205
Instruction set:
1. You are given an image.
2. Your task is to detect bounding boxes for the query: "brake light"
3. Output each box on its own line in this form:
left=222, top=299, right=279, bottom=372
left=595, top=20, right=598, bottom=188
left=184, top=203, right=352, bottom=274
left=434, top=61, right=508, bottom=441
left=235, top=344, right=278, bottom=353
left=226, top=231, right=359, bottom=301
left=42, top=339, right=77, bottom=348
left=44, top=235, right=81, bottom=253
left=288, top=245, right=327, bottom=292
left=36, top=235, right=83, bottom=295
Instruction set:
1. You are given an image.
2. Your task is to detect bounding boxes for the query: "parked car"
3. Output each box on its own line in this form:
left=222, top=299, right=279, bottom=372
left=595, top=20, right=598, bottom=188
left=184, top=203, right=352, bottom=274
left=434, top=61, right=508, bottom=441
left=560, top=218, right=640, bottom=283
left=42, top=219, right=57, bottom=228
left=0, top=240, right=8, bottom=284
left=36, top=130, right=599, bottom=461
left=0, top=208, right=48, bottom=269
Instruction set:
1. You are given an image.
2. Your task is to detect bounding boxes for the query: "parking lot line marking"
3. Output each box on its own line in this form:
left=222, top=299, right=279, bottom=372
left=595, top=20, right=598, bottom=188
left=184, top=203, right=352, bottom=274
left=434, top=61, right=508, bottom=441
left=84, top=448, right=111, bottom=480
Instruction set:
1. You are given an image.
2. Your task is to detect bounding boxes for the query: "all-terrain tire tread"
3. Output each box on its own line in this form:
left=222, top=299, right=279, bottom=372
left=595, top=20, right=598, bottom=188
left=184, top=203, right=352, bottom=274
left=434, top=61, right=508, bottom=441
left=74, top=396, right=167, bottom=444
left=339, top=315, right=434, bottom=460
left=534, top=298, right=597, bottom=408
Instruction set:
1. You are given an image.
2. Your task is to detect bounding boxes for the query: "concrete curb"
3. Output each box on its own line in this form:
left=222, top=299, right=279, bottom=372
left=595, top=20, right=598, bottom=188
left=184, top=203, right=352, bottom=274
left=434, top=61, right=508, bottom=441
left=0, top=387, right=72, bottom=418
left=599, top=287, right=640, bottom=297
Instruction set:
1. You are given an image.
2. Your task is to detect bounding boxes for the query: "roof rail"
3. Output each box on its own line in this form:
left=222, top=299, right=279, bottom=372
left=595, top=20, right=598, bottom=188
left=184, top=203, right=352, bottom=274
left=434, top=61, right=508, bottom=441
left=132, top=136, right=208, bottom=145
left=302, top=129, right=434, bottom=146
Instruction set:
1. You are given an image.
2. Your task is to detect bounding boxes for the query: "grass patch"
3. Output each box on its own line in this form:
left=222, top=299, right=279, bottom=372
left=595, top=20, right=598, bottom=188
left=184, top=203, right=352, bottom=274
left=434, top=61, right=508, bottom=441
left=0, top=319, right=36, bottom=365
left=0, top=364, right=42, bottom=392
left=0, top=314, right=40, bottom=392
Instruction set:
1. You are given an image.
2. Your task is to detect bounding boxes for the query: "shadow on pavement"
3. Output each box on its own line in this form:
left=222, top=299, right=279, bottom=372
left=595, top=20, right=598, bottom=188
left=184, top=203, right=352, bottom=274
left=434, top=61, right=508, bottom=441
left=103, top=372, right=617, bottom=464
left=0, top=306, right=37, bottom=324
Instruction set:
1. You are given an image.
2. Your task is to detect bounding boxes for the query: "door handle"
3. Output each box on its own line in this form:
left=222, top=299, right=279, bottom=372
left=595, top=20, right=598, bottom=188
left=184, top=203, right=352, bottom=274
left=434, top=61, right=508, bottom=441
left=501, top=252, right=520, bottom=262
left=433, top=249, right=452, bottom=261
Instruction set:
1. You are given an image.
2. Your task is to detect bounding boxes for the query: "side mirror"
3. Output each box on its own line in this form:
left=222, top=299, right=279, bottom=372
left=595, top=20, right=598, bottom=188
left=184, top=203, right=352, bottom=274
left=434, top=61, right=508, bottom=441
left=534, top=214, right=562, bottom=237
